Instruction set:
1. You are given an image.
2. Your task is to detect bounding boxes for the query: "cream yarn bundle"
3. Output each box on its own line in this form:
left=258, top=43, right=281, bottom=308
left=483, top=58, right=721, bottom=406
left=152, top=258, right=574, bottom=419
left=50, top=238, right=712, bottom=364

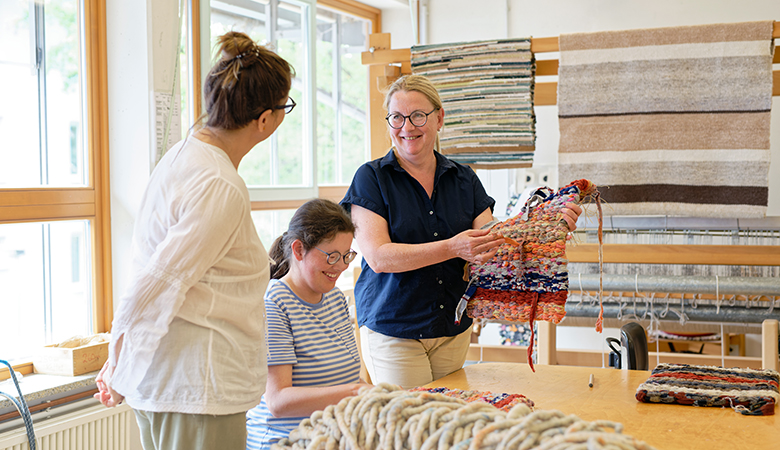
left=273, top=383, right=656, bottom=450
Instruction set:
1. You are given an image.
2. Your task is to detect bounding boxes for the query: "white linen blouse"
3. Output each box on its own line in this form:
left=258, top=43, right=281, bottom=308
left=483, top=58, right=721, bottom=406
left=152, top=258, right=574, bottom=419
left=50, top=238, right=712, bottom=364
left=109, top=136, right=269, bottom=415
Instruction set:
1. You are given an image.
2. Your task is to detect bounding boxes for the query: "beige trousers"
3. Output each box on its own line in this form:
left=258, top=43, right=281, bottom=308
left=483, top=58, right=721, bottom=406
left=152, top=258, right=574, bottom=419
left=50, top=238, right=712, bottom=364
left=133, top=409, right=247, bottom=450
left=359, top=326, right=471, bottom=389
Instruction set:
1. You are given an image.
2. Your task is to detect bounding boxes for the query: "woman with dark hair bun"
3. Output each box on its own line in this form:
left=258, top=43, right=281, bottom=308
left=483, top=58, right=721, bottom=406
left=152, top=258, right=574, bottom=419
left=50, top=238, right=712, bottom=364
left=93, top=31, right=295, bottom=450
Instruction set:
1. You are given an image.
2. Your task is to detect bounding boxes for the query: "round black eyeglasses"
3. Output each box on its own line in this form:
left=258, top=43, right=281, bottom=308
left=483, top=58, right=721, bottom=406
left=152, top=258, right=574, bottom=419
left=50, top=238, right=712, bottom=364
left=314, top=247, right=358, bottom=265
left=385, top=108, right=439, bottom=129
left=274, top=97, right=296, bottom=114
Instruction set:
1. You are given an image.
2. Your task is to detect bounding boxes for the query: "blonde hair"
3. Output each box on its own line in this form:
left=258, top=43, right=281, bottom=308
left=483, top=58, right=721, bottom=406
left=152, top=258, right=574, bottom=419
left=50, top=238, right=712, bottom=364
left=383, top=74, right=443, bottom=112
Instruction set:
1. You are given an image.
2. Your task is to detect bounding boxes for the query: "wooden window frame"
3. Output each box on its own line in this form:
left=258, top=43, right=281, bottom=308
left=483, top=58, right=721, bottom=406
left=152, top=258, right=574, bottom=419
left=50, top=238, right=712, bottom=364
left=188, top=0, right=381, bottom=212
left=0, top=0, right=111, bottom=380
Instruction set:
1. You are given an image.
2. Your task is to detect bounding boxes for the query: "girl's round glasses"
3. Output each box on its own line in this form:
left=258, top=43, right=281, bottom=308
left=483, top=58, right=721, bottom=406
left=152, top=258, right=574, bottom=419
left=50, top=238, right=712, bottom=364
left=314, top=247, right=357, bottom=265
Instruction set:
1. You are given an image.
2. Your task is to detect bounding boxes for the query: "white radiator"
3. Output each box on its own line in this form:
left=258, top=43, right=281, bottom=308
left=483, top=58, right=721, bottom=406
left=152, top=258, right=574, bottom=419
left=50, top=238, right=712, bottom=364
left=0, top=403, right=140, bottom=450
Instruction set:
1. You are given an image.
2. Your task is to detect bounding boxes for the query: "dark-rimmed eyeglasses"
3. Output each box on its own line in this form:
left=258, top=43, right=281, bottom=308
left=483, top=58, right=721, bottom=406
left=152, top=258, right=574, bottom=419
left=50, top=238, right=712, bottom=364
left=274, top=97, right=296, bottom=114
left=385, top=108, right=439, bottom=129
left=314, top=247, right=357, bottom=265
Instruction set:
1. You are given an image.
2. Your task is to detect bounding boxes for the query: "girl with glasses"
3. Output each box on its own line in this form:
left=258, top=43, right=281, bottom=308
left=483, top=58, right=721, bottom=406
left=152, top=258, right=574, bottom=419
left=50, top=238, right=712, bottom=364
left=246, top=199, right=371, bottom=450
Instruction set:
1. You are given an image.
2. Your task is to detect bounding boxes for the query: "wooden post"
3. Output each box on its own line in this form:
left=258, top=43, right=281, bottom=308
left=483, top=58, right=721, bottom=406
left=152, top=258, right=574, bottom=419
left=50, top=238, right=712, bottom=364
left=537, top=321, right=557, bottom=365
left=762, top=319, right=779, bottom=372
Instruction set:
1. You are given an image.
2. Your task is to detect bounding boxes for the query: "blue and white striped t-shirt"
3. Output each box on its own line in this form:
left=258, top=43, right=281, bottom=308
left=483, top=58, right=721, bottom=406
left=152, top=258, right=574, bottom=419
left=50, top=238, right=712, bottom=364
left=246, top=279, right=361, bottom=450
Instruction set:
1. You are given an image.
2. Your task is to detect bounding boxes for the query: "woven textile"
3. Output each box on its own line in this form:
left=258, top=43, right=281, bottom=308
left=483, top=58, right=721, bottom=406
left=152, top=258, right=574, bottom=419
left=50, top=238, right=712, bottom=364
left=411, top=38, right=535, bottom=169
left=557, top=21, right=774, bottom=218
left=409, top=387, right=535, bottom=412
left=455, top=179, right=601, bottom=370
left=636, top=363, right=780, bottom=416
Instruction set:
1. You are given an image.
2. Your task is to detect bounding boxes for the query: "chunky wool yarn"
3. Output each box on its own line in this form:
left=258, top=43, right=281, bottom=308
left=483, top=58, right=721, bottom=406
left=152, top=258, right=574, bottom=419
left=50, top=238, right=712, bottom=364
left=455, top=179, right=602, bottom=371
left=274, top=383, right=656, bottom=450
left=636, top=363, right=780, bottom=416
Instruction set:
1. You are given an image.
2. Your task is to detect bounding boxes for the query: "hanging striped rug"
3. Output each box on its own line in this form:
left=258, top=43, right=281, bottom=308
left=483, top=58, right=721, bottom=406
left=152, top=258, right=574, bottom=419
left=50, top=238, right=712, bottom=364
left=636, top=363, right=780, bottom=415
left=411, top=38, right=535, bottom=169
left=557, top=21, right=774, bottom=218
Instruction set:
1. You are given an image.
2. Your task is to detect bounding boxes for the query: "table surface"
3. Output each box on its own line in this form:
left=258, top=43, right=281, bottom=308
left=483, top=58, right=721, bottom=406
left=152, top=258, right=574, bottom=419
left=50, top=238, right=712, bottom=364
left=426, top=363, right=778, bottom=450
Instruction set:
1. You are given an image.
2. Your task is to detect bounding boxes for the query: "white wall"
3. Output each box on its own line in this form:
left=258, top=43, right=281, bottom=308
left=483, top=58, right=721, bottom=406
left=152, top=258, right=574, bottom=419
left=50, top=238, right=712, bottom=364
left=377, top=0, right=780, bottom=354
left=107, top=0, right=181, bottom=304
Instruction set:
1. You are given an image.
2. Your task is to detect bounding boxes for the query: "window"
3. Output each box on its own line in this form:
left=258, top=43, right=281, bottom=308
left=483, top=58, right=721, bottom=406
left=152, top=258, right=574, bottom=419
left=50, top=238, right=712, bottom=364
left=201, top=0, right=377, bottom=287
left=315, top=5, right=370, bottom=186
left=210, top=0, right=313, bottom=193
left=0, top=0, right=110, bottom=366
left=203, top=0, right=376, bottom=212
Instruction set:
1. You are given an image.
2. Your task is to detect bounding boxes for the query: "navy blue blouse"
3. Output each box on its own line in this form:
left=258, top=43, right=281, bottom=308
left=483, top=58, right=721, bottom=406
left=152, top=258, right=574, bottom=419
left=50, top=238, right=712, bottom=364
left=341, top=150, right=495, bottom=339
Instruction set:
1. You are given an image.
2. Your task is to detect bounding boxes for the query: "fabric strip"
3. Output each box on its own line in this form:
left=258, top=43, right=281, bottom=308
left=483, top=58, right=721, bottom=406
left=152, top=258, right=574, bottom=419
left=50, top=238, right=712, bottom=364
left=559, top=160, right=770, bottom=187
left=599, top=184, right=768, bottom=206
left=560, top=21, right=775, bottom=51
left=559, top=112, right=771, bottom=152
left=560, top=40, right=770, bottom=66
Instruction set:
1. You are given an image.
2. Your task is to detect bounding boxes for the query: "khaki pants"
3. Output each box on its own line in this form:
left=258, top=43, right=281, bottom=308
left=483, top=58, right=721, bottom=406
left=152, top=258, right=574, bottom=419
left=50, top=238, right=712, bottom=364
left=359, top=326, right=471, bottom=389
left=133, top=409, right=247, bottom=450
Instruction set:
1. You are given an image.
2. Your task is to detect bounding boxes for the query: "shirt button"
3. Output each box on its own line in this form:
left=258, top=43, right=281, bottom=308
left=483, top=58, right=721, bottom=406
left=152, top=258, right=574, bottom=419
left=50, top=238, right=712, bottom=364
left=438, top=280, right=443, bottom=285
left=433, top=232, right=438, bottom=237
left=440, top=304, right=444, bottom=309
left=429, top=210, right=434, bottom=215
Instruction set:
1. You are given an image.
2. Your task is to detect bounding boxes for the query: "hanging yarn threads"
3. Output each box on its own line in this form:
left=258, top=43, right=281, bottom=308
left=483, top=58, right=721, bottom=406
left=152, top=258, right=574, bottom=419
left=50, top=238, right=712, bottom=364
left=454, top=179, right=603, bottom=371
left=273, top=383, right=656, bottom=450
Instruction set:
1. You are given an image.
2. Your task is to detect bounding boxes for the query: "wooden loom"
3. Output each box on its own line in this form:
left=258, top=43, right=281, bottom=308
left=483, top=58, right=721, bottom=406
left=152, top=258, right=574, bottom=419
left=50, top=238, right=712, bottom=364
left=360, top=24, right=780, bottom=371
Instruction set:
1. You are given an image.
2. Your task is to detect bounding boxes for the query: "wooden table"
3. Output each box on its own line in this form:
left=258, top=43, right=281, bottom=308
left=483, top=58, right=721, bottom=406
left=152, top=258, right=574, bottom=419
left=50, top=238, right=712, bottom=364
left=426, top=363, right=778, bottom=450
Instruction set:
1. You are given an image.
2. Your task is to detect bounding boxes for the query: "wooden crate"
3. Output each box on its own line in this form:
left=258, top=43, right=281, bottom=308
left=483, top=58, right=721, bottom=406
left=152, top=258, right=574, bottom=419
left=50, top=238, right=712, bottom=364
left=33, top=339, right=109, bottom=376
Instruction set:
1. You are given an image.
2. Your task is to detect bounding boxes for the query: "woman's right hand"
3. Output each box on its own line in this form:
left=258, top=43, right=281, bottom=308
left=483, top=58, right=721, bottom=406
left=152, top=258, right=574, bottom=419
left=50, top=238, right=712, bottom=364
left=449, top=228, right=506, bottom=265
left=93, top=360, right=125, bottom=407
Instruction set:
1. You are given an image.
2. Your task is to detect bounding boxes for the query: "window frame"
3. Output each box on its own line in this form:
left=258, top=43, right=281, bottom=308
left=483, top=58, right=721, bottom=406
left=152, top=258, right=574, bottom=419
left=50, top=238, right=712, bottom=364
left=0, top=0, right=111, bottom=380
left=191, top=0, right=380, bottom=211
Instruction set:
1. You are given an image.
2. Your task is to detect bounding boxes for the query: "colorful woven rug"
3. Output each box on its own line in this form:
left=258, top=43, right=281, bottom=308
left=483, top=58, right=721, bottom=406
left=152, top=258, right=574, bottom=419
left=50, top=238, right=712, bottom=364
left=636, top=363, right=780, bottom=416
left=411, top=38, right=535, bottom=169
left=455, top=179, right=602, bottom=371
left=409, top=387, right=534, bottom=412
left=557, top=21, right=774, bottom=218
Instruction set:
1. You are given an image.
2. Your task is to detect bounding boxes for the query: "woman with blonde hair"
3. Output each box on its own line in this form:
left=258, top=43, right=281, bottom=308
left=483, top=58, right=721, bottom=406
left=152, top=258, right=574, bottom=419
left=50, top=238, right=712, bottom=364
left=94, top=31, right=295, bottom=450
left=341, top=74, right=580, bottom=388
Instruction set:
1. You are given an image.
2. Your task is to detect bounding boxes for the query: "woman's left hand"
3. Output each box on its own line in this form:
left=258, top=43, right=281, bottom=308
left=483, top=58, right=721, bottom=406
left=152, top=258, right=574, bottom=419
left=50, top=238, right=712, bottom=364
left=93, top=360, right=125, bottom=407
left=561, top=203, right=582, bottom=231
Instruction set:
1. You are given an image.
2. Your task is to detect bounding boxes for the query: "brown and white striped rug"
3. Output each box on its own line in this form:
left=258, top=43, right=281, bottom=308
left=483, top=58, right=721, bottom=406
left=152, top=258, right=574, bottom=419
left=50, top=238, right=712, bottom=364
left=557, top=21, right=774, bottom=218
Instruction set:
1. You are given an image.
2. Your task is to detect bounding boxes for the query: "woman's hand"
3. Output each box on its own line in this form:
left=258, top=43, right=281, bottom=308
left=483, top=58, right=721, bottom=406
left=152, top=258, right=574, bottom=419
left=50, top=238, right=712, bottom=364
left=93, top=360, right=125, bottom=407
left=449, top=228, right=506, bottom=265
left=561, top=203, right=582, bottom=231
